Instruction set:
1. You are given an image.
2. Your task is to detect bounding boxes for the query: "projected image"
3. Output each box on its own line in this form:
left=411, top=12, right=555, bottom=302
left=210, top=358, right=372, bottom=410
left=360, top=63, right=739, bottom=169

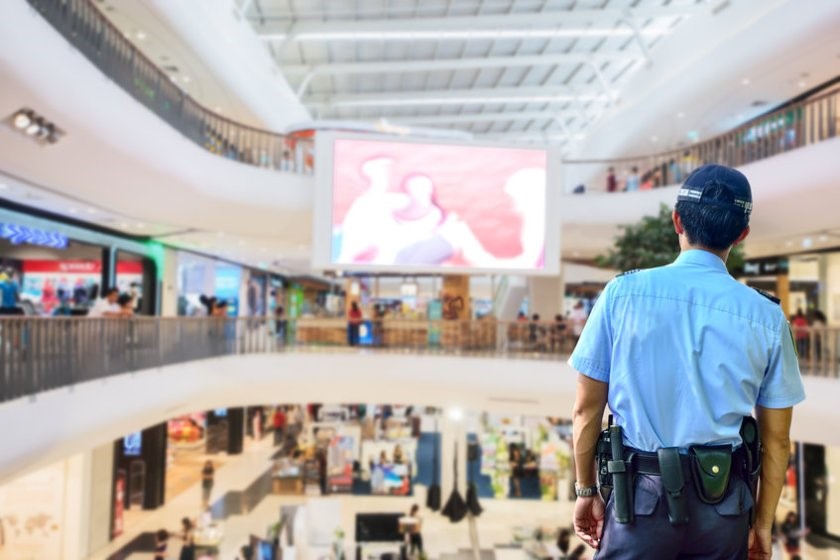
left=331, top=139, right=548, bottom=270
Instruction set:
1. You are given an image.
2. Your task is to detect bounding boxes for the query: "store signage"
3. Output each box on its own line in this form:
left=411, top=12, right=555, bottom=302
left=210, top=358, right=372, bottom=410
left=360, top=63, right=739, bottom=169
left=741, top=258, right=789, bottom=277
left=0, top=223, right=68, bottom=249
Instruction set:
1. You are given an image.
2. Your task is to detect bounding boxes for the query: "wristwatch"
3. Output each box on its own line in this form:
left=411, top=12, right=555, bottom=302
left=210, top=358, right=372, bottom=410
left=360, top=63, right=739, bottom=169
left=575, top=482, right=599, bottom=498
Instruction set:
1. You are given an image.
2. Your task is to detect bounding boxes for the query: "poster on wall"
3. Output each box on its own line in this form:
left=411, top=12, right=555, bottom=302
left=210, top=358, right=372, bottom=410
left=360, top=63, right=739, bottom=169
left=327, top=436, right=355, bottom=494
left=167, top=414, right=207, bottom=449
left=20, top=261, right=143, bottom=315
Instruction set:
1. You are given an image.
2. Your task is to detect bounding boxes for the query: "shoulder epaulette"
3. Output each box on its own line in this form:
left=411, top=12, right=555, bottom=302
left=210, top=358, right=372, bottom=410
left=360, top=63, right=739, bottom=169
left=617, top=269, right=641, bottom=277
left=752, top=287, right=781, bottom=305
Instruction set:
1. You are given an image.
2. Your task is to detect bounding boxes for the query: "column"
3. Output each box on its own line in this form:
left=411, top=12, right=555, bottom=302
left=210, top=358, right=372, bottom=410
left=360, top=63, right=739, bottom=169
left=227, top=407, right=245, bottom=455
left=159, top=247, right=180, bottom=317
left=777, top=274, right=791, bottom=318
left=527, top=270, right=566, bottom=320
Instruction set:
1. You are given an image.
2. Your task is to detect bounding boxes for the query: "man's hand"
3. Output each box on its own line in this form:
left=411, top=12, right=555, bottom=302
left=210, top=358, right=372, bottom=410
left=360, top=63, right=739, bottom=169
left=573, top=495, right=605, bottom=549
left=747, top=526, right=772, bottom=559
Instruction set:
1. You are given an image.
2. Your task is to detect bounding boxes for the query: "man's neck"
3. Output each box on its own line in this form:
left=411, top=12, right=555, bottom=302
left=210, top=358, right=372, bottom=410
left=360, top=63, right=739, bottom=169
left=680, top=241, right=729, bottom=263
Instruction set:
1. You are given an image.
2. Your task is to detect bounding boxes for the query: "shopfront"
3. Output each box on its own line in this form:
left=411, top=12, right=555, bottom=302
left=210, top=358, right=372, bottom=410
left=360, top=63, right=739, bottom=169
left=0, top=207, right=160, bottom=316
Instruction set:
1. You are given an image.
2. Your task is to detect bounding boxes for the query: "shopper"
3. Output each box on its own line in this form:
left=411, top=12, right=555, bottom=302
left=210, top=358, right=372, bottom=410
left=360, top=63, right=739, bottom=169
left=812, top=309, right=827, bottom=361
left=347, top=301, right=363, bottom=346
left=178, top=517, right=196, bottom=560
left=510, top=446, right=525, bottom=498
left=273, top=407, right=287, bottom=446
left=117, top=293, right=135, bottom=316
left=550, top=314, right=567, bottom=353
left=201, top=460, right=214, bottom=509
left=568, top=544, right=587, bottom=560
left=625, top=166, right=640, bottom=192
left=606, top=167, right=617, bottom=193
left=88, top=287, right=123, bottom=317
left=274, top=305, right=287, bottom=346
left=154, top=529, right=169, bottom=560
left=569, top=302, right=587, bottom=346
left=406, top=504, right=424, bottom=557
left=781, top=511, right=805, bottom=556
left=791, top=308, right=810, bottom=358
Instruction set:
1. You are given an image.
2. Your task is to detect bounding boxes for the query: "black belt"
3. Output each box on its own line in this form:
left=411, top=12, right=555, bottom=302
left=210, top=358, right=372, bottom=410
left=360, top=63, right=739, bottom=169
left=630, top=450, right=692, bottom=476
left=628, top=447, right=746, bottom=477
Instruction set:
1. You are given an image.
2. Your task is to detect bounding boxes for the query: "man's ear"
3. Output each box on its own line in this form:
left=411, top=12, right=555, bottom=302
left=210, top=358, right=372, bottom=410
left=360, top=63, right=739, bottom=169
left=672, top=210, right=684, bottom=235
left=733, top=225, right=751, bottom=247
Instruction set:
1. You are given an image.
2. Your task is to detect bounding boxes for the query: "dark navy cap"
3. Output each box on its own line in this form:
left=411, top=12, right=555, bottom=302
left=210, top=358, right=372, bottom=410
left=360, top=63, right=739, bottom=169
left=676, top=164, right=752, bottom=215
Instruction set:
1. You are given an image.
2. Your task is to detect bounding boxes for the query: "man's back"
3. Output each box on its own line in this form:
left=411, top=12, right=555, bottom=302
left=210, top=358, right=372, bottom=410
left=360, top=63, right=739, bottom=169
left=572, top=249, right=801, bottom=452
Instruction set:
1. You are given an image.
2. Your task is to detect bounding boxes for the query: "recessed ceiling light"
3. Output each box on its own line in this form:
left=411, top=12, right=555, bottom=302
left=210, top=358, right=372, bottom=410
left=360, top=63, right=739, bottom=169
left=25, top=121, right=41, bottom=135
left=741, top=78, right=750, bottom=85
left=802, top=238, right=813, bottom=248
left=136, top=31, right=147, bottom=41
left=85, top=208, right=96, bottom=214
left=12, top=111, right=32, bottom=129
left=120, top=222, right=129, bottom=228
left=68, top=207, right=79, bottom=214
left=797, top=81, right=807, bottom=89
left=650, top=136, right=658, bottom=142
left=819, top=235, right=829, bottom=242
left=677, top=112, right=685, bottom=119
left=215, top=106, right=223, bottom=113
left=135, top=222, right=145, bottom=229
left=182, top=75, right=191, bottom=83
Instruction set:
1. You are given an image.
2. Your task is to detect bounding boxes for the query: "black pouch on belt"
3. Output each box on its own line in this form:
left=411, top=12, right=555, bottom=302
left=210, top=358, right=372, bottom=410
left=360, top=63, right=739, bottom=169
left=689, top=444, right=732, bottom=504
left=658, top=447, right=689, bottom=526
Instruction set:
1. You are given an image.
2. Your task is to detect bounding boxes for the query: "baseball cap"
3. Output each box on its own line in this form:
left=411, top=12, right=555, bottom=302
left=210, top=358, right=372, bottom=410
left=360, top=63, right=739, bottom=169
left=676, top=164, right=752, bottom=215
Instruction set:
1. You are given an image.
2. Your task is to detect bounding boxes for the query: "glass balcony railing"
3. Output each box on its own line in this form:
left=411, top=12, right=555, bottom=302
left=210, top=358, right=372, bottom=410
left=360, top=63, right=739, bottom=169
left=26, top=0, right=314, bottom=174
left=566, top=84, right=840, bottom=193
left=0, top=317, right=833, bottom=405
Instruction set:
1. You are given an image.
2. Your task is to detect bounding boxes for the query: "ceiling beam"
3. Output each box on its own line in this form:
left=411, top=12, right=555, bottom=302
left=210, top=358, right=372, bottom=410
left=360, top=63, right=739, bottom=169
left=255, top=7, right=697, bottom=40
left=283, top=52, right=639, bottom=76
left=305, top=86, right=609, bottom=110
left=388, top=111, right=574, bottom=126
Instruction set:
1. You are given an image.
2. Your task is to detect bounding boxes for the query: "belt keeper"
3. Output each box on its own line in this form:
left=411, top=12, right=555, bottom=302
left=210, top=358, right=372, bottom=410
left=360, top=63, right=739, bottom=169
left=607, top=460, right=627, bottom=474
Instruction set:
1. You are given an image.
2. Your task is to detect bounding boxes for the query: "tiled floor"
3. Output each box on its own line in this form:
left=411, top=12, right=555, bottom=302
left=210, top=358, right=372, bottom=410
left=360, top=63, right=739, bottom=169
left=87, top=437, right=840, bottom=560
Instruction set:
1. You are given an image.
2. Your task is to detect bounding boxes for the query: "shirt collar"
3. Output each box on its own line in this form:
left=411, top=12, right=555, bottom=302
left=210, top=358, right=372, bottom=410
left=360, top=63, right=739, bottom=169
left=674, top=249, right=728, bottom=272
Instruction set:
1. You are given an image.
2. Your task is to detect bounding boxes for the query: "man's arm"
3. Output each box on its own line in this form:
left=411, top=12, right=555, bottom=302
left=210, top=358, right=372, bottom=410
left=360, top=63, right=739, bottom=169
left=572, top=374, right=609, bottom=485
left=572, top=373, right=609, bottom=549
left=749, top=405, right=793, bottom=558
left=753, top=405, right=793, bottom=530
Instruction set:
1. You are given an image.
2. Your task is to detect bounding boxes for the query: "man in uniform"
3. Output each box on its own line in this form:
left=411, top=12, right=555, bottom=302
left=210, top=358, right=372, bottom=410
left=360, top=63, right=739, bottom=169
left=569, top=164, right=805, bottom=559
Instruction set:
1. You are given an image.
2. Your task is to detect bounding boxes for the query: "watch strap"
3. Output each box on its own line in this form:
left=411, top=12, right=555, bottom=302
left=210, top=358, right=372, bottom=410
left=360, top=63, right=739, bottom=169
left=575, top=483, right=599, bottom=498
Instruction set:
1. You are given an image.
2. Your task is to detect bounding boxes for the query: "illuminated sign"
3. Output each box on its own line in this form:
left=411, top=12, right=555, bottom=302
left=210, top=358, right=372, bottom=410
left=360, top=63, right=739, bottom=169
left=0, top=223, right=68, bottom=249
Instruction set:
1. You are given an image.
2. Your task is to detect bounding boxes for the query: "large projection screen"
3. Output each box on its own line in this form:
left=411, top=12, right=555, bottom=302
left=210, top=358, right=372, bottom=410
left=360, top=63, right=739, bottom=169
left=312, top=132, right=561, bottom=275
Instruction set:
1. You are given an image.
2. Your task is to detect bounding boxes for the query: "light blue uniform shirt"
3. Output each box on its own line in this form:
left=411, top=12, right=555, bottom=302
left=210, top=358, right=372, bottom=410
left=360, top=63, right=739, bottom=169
left=569, top=249, right=805, bottom=452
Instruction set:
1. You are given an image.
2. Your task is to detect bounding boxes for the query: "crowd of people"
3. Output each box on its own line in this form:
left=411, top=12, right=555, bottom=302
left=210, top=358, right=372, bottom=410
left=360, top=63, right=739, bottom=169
left=790, top=307, right=827, bottom=360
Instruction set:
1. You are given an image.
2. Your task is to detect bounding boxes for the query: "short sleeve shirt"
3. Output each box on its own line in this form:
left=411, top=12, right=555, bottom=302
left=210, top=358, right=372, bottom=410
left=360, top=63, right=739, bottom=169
left=88, top=298, right=120, bottom=318
left=569, top=249, right=805, bottom=452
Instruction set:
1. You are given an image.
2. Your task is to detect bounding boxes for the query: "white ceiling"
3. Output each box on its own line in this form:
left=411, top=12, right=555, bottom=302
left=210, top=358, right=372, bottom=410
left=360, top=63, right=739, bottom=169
left=243, top=0, right=701, bottom=146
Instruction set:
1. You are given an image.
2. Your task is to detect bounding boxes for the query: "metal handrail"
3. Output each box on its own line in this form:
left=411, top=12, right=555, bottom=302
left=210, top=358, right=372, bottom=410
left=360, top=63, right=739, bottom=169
left=566, top=84, right=840, bottom=192
left=0, top=317, right=832, bottom=405
left=26, top=0, right=314, bottom=175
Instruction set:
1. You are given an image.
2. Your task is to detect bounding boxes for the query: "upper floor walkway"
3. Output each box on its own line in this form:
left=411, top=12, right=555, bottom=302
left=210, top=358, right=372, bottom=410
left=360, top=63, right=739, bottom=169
left=0, top=316, right=837, bottom=484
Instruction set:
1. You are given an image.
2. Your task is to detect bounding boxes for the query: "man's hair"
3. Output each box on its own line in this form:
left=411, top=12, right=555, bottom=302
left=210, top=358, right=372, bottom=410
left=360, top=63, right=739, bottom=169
left=674, top=183, right=749, bottom=250
left=103, top=287, right=119, bottom=297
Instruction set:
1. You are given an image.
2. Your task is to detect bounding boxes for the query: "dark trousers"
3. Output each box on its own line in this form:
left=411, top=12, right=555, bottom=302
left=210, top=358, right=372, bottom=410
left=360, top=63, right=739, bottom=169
left=409, top=533, right=423, bottom=555
left=596, top=474, right=751, bottom=559
left=348, top=323, right=360, bottom=346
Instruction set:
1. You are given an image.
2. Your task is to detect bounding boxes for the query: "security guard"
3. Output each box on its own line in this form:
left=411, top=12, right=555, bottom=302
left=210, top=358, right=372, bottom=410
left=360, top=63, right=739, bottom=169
left=569, top=164, right=805, bottom=559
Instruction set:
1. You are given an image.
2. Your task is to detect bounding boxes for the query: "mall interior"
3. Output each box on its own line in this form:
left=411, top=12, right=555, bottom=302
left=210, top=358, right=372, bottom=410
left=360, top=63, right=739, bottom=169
left=0, top=0, right=839, bottom=559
